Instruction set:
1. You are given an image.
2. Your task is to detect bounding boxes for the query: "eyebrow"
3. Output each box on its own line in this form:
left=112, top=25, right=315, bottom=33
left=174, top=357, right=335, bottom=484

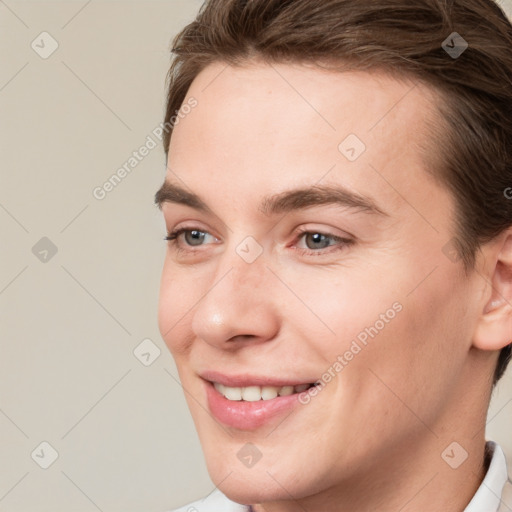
left=154, top=181, right=388, bottom=217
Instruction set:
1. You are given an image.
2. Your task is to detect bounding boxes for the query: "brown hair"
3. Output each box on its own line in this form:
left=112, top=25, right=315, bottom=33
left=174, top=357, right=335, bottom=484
left=162, top=0, right=512, bottom=384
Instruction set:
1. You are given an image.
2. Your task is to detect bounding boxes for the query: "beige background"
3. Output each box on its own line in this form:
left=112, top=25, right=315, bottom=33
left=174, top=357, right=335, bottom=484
left=1, top=1, right=512, bottom=511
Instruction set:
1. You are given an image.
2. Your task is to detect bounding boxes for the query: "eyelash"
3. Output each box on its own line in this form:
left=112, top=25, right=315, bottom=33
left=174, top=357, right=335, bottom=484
left=164, top=227, right=354, bottom=257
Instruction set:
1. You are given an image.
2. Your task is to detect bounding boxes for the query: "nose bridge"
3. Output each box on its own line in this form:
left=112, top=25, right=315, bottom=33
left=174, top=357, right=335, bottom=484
left=214, top=233, right=269, bottom=298
left=190, top=237, right=277, bottom=345
left=232, top=237, right=267, bottom=289
left=209, top=239, right=268, bottom=311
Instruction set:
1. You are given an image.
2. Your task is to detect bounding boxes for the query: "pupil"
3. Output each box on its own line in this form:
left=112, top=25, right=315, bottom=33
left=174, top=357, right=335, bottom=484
left=308, top=233, right=328, bottom=249
left=187, top=230, right=204, bottom=246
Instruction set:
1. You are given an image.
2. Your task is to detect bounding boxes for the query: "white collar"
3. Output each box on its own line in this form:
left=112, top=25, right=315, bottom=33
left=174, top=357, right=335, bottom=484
left=172, top=441, right=510, bottom=512
left=464, top=441, right=510, bottom=512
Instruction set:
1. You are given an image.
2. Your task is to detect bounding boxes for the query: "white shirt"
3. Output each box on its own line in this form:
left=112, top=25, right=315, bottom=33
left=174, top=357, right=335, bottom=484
left=169, top=441, right=512, bottom=512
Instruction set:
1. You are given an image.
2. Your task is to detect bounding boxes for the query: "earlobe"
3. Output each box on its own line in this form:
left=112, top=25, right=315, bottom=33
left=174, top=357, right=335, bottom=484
left=473, top=232, right=512, bottom=352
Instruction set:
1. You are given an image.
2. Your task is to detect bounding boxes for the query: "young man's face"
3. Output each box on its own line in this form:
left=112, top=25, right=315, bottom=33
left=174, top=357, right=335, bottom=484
left=157, top=61, right=489, bottom=503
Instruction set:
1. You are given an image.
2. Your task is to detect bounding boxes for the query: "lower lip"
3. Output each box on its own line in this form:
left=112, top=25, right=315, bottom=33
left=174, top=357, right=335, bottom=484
left=204, top=380, right=302, bottom=430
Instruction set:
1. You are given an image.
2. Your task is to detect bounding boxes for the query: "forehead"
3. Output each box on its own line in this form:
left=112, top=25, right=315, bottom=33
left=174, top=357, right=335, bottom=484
left=166, top=60, right=450, bottom=226
left=172, top=60, right=437, bottom=150
left=169, top=60, right=439, bottom=167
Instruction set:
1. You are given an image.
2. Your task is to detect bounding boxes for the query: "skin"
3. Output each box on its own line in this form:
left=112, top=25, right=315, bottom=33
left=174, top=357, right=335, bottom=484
left=156, top=60, right=512, bottom=511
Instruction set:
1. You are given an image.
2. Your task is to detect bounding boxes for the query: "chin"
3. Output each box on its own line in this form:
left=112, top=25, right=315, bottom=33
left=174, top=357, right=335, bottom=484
left=215, top=474, right=293, bottom=505
left=204, top=449, right=326, bottom=504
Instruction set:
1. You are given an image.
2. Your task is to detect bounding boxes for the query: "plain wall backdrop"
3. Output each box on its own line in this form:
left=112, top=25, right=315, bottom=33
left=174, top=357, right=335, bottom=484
left=1, top=1, right=512, bottom=511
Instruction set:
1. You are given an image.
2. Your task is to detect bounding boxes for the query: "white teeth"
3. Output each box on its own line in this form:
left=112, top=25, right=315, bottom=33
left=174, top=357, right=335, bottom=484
left=261, top=386, right=279, bottom=400
left=278, top=385, right=294, bottom=396
left=241, top=386, right=262, bottom=402
left=224, top=386, right=242, bottom=401
left=214, top=382, right=312, bottom=401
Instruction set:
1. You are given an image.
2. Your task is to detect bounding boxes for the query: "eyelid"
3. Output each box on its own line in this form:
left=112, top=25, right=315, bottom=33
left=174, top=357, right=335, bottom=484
left=291, top=224, right=355, bottom=242
left=165, top=218, right=219, bottom=237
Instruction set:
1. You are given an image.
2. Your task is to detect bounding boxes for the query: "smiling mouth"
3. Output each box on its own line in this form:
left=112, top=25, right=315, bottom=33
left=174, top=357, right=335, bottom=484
left=213, top=382, right=318, bottom=401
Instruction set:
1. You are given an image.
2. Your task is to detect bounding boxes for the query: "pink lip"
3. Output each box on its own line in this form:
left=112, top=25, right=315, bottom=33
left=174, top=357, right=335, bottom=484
left=200, top=370, right=314, bottom=388
left=204, top=380, right=302, bottom=430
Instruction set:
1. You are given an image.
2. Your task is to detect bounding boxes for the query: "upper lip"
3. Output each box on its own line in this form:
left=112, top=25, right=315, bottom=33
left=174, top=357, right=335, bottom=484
left=200, top=370, right=316, bottom=388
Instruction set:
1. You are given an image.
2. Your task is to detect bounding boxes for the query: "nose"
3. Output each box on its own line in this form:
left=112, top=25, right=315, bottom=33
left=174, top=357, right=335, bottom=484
left=191, top=247, right=280, bottom=349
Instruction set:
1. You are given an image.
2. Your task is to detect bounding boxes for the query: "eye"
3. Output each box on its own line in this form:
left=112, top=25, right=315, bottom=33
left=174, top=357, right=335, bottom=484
left=294, top=228, right=354, bottom=256
left=164, top=226, right=354, bottom=257
left=165, top=227, right=218, bottom=251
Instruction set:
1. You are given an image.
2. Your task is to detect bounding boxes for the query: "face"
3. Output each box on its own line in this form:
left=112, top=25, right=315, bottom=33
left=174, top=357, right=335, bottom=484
left=156, top=61, right=486, bottom=503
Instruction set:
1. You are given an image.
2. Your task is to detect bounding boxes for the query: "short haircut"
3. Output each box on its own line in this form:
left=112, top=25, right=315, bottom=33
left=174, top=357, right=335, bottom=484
left=162, top=0, right=512, bottom=384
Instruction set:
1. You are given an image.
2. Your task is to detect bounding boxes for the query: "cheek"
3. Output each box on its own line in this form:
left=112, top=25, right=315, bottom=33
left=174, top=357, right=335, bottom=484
left=300, top=251, right=468, bottom=385
left=281, top=263, right=405, bottom=354
left=157, top=259, right=196, bottom=356
left=350, top=262, right=472, bottom=422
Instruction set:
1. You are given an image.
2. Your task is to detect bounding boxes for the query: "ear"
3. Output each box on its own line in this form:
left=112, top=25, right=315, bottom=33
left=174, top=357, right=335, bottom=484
left=473, top=230, right=512, bottom=351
